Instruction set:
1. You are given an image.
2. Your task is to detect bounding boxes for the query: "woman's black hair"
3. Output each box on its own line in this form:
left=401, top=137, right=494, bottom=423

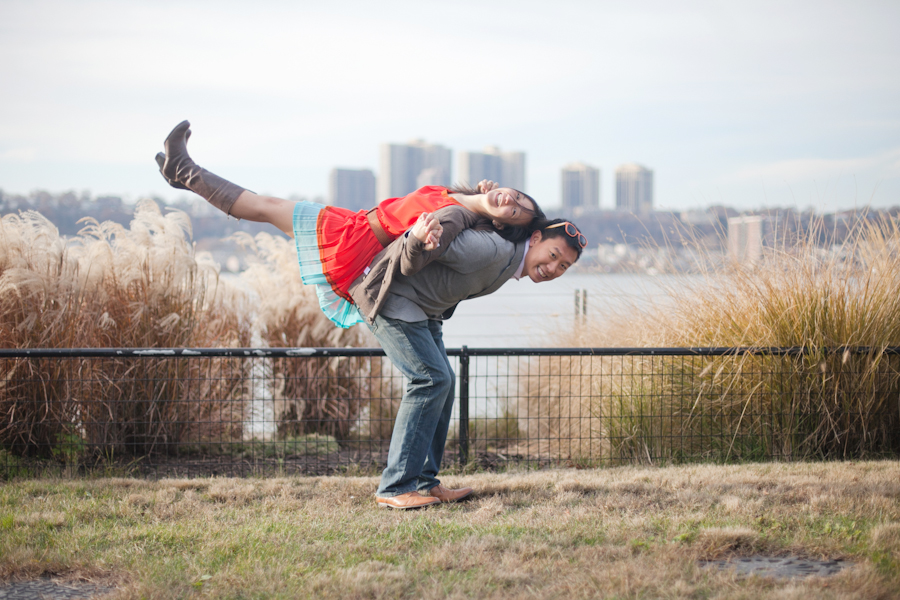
left=447, top=183, right=480, bottom=195
left=447, top=183, right=547, bottom=241
left=532, top=218, right=585, bottom=261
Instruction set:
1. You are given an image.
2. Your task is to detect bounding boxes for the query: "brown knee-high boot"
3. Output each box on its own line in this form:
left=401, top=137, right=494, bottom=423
left=155, top=120, right=246, bottom=217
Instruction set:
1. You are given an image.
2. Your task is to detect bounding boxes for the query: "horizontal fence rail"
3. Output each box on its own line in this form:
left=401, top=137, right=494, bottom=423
left=1, top=346, right=899, bottom=478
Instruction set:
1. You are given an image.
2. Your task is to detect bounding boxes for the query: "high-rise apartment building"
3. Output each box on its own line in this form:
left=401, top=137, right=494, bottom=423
left=615, top=163, right=654, bottom=213
left=329, top=168, right=376, bottom=212
left=378, top=140, right=452, bottom=200
left=727, top=215, right=771, bottom=264
left=560, top=162, right=600, bottom=215
left=458, top=146, right=526, bottom=191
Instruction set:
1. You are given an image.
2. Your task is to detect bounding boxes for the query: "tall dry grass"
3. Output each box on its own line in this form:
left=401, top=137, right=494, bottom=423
left=229, top=232, right=375, bottom=440
left=0, top=202, right=374, bottom=459
left=519, top=215, right=900, bottom=462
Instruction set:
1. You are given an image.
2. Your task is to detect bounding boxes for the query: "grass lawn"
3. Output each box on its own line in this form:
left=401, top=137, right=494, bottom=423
left=1, top=461, right=899, bottom=599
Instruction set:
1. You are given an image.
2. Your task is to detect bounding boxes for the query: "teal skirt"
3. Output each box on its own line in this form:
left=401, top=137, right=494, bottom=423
left=292, top=201, right=364, bottom=328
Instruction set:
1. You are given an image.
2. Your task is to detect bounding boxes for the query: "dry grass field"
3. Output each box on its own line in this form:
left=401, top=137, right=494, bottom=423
left=1, top=461, right=899, bottom=599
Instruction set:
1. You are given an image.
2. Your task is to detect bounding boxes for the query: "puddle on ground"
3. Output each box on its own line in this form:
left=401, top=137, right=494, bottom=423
left=700, top=555, right=849, bottom=579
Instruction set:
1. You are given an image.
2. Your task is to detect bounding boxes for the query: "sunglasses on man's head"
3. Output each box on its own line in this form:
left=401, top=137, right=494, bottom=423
left=544, top=222, right=587, bottom=248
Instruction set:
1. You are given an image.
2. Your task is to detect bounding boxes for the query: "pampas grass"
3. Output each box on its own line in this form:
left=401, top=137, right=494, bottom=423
left=231, top=231, right=376, bottom=440
left=519, top=215, right=900, bottom=463
left=0, top=201, right=374, bottom=460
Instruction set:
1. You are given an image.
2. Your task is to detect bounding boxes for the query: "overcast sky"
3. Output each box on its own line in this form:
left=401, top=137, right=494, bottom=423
left=1, top=0, right=898, bottom=212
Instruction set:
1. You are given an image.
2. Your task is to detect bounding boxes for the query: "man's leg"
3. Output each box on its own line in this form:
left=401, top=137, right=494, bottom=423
left=416, top=320, right=473, bottom=503
left=417, top=319, right=454, bottom=490
left=369, top=315, right=453, bottom=500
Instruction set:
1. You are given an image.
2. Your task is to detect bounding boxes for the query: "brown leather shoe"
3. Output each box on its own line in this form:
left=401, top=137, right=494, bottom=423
left=375, top=491, right=441, bottom=510
left=427, top=484, right=473, bottom=503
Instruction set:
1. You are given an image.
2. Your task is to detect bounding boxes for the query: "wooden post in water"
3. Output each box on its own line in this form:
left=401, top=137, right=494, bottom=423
left=575, top=289, right=588, bottom=324
left=574, top=289, right=581, bottom=324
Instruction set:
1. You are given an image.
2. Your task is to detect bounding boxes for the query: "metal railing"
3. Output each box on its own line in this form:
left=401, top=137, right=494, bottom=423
left=1, top=346, right=899, bottom=478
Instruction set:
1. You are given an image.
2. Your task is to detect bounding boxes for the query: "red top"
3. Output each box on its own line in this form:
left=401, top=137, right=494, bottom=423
left=316, top=186, right=463, bottom=301
left=372, top=186, right=461, bottom=236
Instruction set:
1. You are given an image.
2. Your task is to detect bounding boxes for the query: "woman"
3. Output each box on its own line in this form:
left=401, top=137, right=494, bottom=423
left=155, top=120, right=545, bottom=327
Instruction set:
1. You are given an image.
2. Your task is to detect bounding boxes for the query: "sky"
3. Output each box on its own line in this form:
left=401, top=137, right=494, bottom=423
left=1, top=0, right=898, bottom=213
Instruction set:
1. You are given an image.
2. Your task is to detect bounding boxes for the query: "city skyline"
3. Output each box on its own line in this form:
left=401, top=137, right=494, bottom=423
left=1, top=1, right=898, bottom=214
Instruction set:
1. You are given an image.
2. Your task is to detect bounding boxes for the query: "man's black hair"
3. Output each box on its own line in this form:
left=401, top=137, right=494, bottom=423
left=533, top=218, right=585, bottom=261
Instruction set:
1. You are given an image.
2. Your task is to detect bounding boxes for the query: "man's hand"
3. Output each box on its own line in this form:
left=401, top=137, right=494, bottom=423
left=411, top=212, right=443, bottom=251
left=477, top=179, right=499, bottom=193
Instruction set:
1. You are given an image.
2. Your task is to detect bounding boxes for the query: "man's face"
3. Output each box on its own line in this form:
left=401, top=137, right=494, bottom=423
left=522, top=230, right=578, bottom=283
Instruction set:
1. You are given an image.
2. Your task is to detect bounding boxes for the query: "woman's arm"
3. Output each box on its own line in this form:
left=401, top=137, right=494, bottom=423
left=399, top=204, right=481, bottom=276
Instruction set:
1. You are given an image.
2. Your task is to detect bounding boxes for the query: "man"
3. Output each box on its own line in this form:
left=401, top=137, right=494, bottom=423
left=348, top=212, right=586, bottom=509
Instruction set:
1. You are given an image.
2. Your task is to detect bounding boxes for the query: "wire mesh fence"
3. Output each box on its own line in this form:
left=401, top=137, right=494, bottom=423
left=1, top=346, right=899, bottom=478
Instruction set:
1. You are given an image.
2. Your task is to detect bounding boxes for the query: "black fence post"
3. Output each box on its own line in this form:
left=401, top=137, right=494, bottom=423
left=459, top=345, right=469, bottom=467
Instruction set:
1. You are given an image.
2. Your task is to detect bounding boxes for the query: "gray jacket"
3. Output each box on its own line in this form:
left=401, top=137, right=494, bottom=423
left=380, top=228, right=526, bottom=322
left=348, top=205, right=525, bottom=323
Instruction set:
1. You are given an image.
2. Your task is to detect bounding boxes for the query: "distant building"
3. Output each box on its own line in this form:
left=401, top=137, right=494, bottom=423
left=458, top=146, right=526, bottom=191
left=560, top=162, right=600, bottom=215
left=329, top=168, right=376, bottom=212
left=615, top=163, right=654, bottom=213
left=727, top=215, right=771, bottom=264
left=378, top=140, right=452, bottom=200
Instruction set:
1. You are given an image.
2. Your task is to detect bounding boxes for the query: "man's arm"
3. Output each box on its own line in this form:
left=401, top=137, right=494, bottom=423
left=433, top=228, right=513, bottom=274
left=398, top=205, right=481, bottom=277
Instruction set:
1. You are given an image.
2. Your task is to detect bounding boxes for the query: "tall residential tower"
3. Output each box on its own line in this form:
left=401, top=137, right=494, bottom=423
left=615, top=163, right=654, bottom=213
left=378, top=140, right=452, bottom=200
left=329, top=168, right=376, bottom=212
left=560, top=162, right=600, bottom=215
left=458, top=146, right=526, bottom=191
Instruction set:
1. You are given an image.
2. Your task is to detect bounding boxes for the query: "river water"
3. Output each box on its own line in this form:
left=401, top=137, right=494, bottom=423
left=440, top=272, right=692, bottom=349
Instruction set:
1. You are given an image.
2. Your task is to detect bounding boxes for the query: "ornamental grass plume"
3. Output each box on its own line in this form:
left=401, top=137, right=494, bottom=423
left=0, top=201, right=249, bottom=455
left=0, top=201, right=374, bottom=459
left=519, top=214, right=900, bottom=463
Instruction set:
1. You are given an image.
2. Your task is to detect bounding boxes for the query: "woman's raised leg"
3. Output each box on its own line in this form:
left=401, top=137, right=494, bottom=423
left=156, top=121, right=296, bottom=237
left=229, top=191, right=296, bottom=238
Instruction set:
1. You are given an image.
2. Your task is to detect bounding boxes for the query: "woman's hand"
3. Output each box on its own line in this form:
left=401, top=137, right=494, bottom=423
left=411, top=212, right=443, bottom=251
left=477, top=179, right=499, bottom=193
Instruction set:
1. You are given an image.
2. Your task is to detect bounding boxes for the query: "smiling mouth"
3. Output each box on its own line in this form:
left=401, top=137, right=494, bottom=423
left=537, top=266, right=548, bottom=279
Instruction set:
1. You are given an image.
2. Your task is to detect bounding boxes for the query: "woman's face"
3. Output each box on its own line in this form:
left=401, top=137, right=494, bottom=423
left=484, top=188, right=535, bottom=227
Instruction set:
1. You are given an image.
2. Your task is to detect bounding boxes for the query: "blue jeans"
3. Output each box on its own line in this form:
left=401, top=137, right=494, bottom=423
left=367, top=314, right=455, bottom=498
